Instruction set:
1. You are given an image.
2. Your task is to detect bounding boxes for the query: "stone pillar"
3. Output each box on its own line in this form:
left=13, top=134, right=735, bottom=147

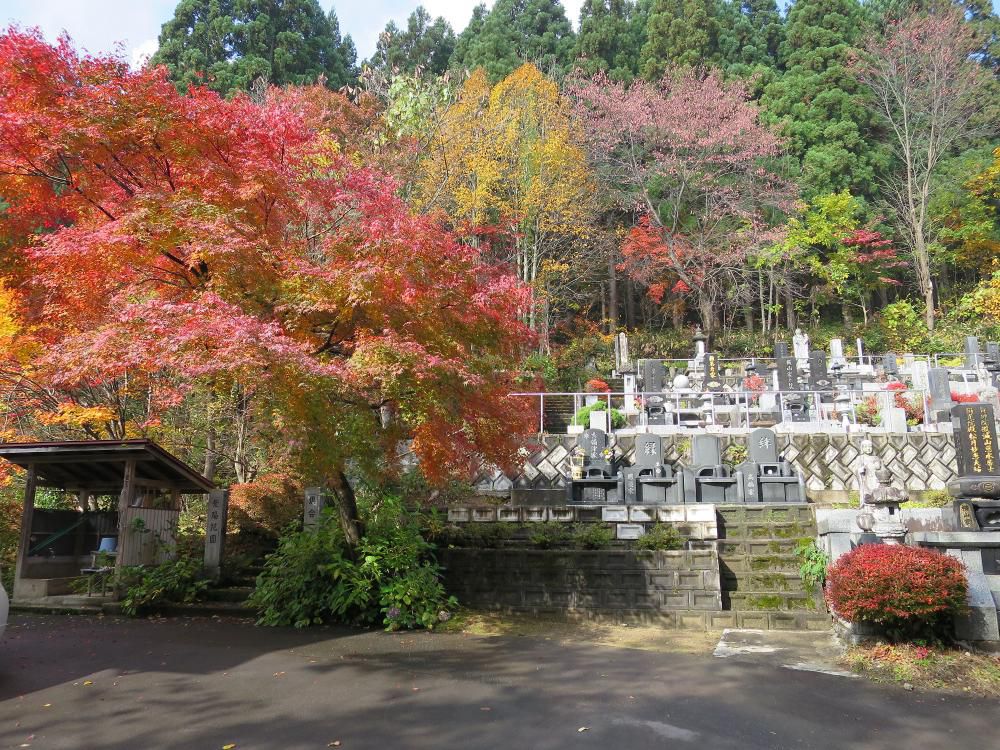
left=204, top=489, right=229, bottom=581
left=304, top=487, right=327, bottom=527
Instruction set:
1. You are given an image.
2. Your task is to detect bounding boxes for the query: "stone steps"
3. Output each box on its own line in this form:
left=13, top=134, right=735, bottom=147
left=204, top=585, right=254, bottom=603
left=715, top=504, right=821, bottom=613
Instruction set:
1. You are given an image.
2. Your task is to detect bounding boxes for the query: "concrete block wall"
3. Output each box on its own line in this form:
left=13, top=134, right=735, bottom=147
left=474, top=432, right=960, bottom=500
left=438, top=548, right=723, bottom=616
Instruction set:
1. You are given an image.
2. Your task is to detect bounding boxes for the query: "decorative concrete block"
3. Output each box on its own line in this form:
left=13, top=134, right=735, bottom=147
left=617, top=523, right=645, bottom=540
left=602, top=507, right=629, bottom=522
left=524, top=507, right=547, bottom=522
left=657, top=507, right=687, bottom=523
left=472, top=508, right=497, bottom=522
left=497, top=507, right=521, bottom=523
left=447, top=507, right=470, bottom=523
left=629, top=506, right=656, bottom=522
left=549, top=507, right=574, bottom=522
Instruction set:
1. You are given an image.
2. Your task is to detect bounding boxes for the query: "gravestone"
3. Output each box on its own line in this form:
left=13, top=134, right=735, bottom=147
left=684, top=435, right=739, bottom=503
left=204, top=489, right=229, bottom=581
left=623, top=434, right=680, bottom=504
left=304, top=487, right=327, bottom=526
left=987, top=341, right=1000, bottom=365
left=614, top=332, right=631, bottom=373
left=928, top=368, right=953, bottom=422
left=774, top=341, right=790, bottom=359
left=882, top=353, right=899, bottom=376
left=705, top=352, right=721, bottom=388
left=642, top=359, right=667, bottom=393
left=952, top=403, right=1000, bottom=479
left=884, top=407, right=908, bottom=434
left=776, top=356, right=797, bottom=392
left=808, top=350, right=830, bottom=389
left=736, top=428, right=805, bottom=503
left=965, top=336, right=982, bottom=368
left=829, top=338, right=847, bottom=368
left=568, top=429, right=621, bottom=504
left=912, top=360, right=929, bottom=390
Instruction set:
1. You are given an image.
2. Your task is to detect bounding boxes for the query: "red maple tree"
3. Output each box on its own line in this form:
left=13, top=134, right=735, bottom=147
left=0, top=29, right=534, bottom=543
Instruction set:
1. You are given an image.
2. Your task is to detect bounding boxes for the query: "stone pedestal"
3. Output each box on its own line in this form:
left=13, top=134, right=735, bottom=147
left=911, top=532, right=1000, bottom=644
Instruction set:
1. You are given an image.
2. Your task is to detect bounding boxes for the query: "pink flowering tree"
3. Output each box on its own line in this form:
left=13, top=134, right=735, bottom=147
left=568, top=70, right=793, bottom=333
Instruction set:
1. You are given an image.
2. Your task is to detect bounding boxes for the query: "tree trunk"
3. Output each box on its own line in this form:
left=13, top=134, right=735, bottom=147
left=203, top=429, right=217, bottom=483
left=625, top=277, right=636, bottom=328
left=744, top=305, right=755, bottom=332
left=329, top=470, right=362, bottom=553
left=607, top=248, right=618, bottom=332
left=784, top=288, right=796, bottom=330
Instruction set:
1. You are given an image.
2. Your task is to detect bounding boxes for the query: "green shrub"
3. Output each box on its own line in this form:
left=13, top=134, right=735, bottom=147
left=879, top=300, right=928, bottom=352
left=249, top=509, right=455, bottom=631
left=120, top=556, right=209, bottom=616
left=635, top=524, right=685, bottom=550
left=572, top=523, right=615, bottom=549
left=794, top=539, right=829, bottom=593
left=571, top=401, right=626, bottom=429
left=902, top=490, right=952, bottom=509
left=529, top=522, right=571, bottom=549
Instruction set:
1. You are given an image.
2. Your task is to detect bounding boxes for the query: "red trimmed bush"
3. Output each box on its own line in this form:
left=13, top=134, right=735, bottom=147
left=826, top=544, right=967, bottom=642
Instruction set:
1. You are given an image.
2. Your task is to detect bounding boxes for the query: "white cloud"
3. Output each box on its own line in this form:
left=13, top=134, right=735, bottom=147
left=131, top=38, right=158, bottom=69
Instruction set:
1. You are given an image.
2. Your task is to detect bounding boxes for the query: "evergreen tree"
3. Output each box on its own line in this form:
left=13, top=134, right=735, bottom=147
left=639, top=0, right=722, bottom=80
left=449, top=0, right=575, bottom=80
left=717, top=0, right=783, bottom=77
left=369, top=7, right=456, bottom=76
left=760, top=0, right=884, bottom=199
left=153, top=0, right=357, bottom=96
left=573, top=0, right=638, bottom=81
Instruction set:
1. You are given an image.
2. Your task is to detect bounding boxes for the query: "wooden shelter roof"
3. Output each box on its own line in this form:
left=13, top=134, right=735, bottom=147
left=0, top=439, right=214, bottom=493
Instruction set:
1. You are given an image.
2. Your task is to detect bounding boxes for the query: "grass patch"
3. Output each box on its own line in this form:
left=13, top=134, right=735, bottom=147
left=843, top=643, right=1000, bottom=698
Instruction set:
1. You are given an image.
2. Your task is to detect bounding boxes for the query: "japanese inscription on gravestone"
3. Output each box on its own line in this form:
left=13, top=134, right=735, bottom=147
left=950, top=403, right=1000, bottom=501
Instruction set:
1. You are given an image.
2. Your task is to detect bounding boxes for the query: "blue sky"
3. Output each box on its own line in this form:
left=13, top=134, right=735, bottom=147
left=2, top=1, right=999, bottom=67
left=0, top=1, right=584, bottom=65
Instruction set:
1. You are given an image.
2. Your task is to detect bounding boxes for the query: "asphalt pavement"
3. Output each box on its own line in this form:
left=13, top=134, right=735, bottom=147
left=0, top=614, right=996, bottom=750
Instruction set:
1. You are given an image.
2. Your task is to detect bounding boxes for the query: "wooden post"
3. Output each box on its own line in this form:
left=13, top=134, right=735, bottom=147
left=204, top=489, right=228, bottom=581
left=14, top=464, right=38, bottom=591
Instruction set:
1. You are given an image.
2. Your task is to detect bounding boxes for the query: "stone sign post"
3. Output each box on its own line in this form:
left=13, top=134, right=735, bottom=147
left=928, top=368, right=953, bottom=422
left=965, top=336, right=981, bottom=369
left=304, top=487, right=327, bottom=527
left=204, top=489, right=229, bottom=581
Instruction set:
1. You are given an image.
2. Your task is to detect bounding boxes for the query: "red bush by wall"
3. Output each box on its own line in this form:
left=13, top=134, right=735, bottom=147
left=826, top=544, right=967, bottom=640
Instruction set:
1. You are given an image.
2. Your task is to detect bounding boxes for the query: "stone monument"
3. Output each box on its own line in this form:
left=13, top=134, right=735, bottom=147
left=793, top=328, right=810, bottom=368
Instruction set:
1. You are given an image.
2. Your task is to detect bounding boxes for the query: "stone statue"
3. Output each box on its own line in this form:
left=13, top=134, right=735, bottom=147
left=857, top=467, right=907, bottom=543
left=855, top=439, right=882, bottom=503
left=792, top=327, right=810, bottom=366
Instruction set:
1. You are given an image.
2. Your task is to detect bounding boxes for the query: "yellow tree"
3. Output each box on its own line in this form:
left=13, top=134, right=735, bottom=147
left=416, top=64, right=598, bottom=346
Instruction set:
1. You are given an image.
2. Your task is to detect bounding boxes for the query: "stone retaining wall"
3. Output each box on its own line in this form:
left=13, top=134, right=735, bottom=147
left=438, top=548, right=722, bottom=616
left=475, top=432, right=958, bottom=499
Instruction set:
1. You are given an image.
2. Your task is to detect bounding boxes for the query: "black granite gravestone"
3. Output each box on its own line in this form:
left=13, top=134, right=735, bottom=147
left=568, top=429, right=623, bottom=504
left=735, top=428, right=806, bottom=503
left=948, top=403, right=1000, bottom=530
left=882, top=352, right=899, bottom=376
left=641, top=359, right=666, bottom=393
left=808, top=350, right=830, bottom=389
left=774, top=341, right=790, bottom=359
left=683, top=435, right=739, bottom=503
left=776, top=356, right=797, bottom=392
left=705, top=352, right=721, bottom=388
left=622, top=434, right=683, bottom=504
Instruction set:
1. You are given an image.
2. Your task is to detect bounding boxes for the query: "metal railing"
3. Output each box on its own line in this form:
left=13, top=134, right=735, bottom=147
left=509, top=388, right=932, bottom=435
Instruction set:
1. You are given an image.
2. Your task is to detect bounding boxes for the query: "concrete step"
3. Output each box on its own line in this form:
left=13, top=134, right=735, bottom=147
left=727, top=591, right=820, bottom=612
left=722, top=571, right=805, bottom=594
left=719, top=553, right=801, bottom=574
left=720, top=521, right=816, bottom=541
left=716, top=504, right=815, bottom=525
left=718, top=538, right=805, bottom=556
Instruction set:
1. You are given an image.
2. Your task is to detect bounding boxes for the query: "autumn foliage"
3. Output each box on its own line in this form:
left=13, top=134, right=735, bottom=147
left=826, top=544, right=967, bottom=641
left=0, top=29, right=533, bottom=509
